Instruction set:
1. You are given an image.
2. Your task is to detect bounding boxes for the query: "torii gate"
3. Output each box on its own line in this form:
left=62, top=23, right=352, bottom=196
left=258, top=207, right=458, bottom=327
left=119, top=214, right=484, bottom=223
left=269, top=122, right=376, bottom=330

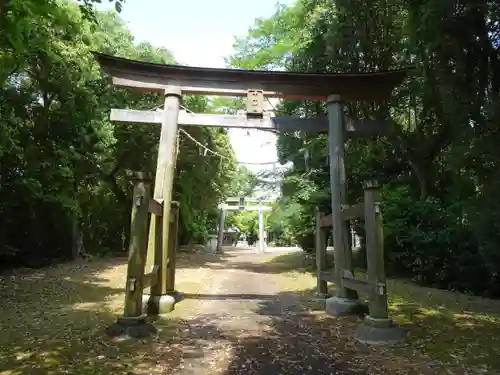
left=217, top=197, right=274, bottom=252
left=93, top=52, right=410, bottom=341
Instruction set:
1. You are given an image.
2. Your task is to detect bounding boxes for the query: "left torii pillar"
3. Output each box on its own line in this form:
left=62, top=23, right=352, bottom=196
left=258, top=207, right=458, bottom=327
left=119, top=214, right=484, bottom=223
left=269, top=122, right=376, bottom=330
left=143, top=86, right=181, bottom=314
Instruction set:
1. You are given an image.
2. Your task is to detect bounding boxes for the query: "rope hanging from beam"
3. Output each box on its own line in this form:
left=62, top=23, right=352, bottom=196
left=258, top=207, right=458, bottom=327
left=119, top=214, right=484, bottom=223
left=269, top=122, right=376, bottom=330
left=178, top=128, right=280, bottom=165
left=172, top=103, right=281, bottom=166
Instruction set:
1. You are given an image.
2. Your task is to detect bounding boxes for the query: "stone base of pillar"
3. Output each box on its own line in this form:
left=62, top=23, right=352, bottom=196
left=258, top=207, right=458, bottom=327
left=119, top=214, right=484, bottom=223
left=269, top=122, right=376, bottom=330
left=325, top=295, right=364, bottom=316
left=106, top=315, right=157, bottom=338
left=354, top=315, right=407, bottom=345
left=142, top=293, right=176, bottom=315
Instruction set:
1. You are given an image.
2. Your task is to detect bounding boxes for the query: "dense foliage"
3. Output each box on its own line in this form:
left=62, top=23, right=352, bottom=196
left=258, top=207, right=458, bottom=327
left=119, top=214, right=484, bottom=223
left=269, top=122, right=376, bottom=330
left=230, top=0, right=500, bottom=297
left=0, top=1, right=238, bottom=267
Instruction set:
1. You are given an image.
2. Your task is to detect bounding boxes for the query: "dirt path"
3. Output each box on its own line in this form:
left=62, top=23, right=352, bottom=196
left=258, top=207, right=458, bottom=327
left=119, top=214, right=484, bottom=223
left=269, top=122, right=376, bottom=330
left=1, top=249, right=495, bottom=374
left=169, top=248, right=368, bottom=375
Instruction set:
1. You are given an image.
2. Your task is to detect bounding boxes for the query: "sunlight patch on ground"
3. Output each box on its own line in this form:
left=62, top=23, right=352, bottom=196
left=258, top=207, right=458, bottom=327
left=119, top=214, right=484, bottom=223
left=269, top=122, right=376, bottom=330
left=264, top=250, right=500, bottom=373
left=2, top=250, right=500, bottom=375
left=0, top=252, right=221, bottom=375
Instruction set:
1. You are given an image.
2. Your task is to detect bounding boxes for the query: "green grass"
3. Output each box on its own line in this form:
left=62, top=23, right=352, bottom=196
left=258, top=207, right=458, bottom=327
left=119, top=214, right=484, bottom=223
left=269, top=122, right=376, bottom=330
left=264, top=251, right=500, bottom=373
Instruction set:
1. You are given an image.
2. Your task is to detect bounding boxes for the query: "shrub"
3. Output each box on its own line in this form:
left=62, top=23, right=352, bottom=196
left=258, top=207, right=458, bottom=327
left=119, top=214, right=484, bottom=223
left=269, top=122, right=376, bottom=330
left=382, top=186, right=489, bottom=295
left=296, top=228, right=315, bottom=253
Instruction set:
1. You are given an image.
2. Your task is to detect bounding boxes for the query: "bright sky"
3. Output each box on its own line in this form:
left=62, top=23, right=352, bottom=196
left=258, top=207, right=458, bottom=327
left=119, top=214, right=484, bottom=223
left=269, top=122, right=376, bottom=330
left=96, top=0, right=294, bottom=176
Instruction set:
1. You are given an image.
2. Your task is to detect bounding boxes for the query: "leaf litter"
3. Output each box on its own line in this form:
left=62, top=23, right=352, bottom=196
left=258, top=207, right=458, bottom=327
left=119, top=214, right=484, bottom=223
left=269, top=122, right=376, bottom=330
left=1, top=249, right=499, bottom=374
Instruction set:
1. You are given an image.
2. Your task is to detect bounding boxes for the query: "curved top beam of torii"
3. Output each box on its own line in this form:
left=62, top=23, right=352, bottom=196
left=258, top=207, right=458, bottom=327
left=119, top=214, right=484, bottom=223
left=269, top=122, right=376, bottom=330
left=92, top=52, right=413, bottom=102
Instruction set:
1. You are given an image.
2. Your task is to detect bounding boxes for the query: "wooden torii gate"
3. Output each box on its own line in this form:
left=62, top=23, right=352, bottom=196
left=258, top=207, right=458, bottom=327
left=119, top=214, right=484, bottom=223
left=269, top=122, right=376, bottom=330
left=93, top=52, right=410, bottom=341
left=217, top=197, right=274, bottom=252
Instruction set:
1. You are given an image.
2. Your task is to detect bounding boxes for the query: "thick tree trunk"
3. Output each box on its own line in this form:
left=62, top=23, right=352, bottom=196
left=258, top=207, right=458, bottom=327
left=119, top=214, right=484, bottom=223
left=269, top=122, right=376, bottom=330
left=71, top=176, right=84, bottom=259
left=107, top=169, right=131, bottom=252
left=71, top=219, right=84, bottom=259
left=409, top=159, right=429, bottom=201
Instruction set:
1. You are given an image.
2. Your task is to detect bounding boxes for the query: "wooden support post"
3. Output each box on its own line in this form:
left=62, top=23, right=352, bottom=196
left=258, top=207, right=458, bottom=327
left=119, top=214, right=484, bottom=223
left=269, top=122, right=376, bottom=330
left=363, top=180, right=389, bottom=319
left=354, top=180, right=406, bottom=344
left=325, top=95, right=361, bottom=316
left=148, top=206, right=163, bottom=295
left=123, top=173, right=150, bottom=317
left=315, top=207, right=328, bottom=298
left=165, top=201, right=180, bottom=293
left=144, top=86, right=181, bottom=315
left=106, top=173, right=156, bottom=338
left=342, top=203, right=357, bottom=300
left=143, top=266, right=159, bottom=289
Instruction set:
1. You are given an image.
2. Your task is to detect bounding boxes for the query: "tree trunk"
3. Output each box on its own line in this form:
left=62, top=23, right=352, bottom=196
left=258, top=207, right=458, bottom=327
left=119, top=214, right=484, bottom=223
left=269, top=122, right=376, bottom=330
left=107, top=169, right=131, bottom=252
left=409, top=159, right=429, bottom=201
left=71, top=219, right=84, bottom=259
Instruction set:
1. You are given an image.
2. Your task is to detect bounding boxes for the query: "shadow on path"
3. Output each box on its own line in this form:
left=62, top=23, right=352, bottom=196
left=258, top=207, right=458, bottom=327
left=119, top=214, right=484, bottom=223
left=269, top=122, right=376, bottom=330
left=180, top=293, right=276, bottom=301
left=175, top=250, right=375, bottom=375
left=217, top=288, right=371, bottom=375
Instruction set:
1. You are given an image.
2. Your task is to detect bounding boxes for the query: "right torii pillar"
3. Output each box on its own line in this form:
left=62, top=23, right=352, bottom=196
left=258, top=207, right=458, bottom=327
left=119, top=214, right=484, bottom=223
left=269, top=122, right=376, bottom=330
left=324, top=94, right=361, bottom=314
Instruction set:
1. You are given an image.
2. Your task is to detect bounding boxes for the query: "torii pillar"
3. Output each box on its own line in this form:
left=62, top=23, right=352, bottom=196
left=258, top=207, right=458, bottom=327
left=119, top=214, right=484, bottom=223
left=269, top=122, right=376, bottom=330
left=325, top=94, right=361, bottom=315
left=143, top=86, right=181, bottom=314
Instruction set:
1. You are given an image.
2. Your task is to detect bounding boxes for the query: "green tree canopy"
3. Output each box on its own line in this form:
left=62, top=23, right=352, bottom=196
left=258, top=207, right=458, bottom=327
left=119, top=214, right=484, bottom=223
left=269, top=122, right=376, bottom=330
left=228, top=0, right=500, bottom=295
left=0, top=0, right=238, bottom=265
